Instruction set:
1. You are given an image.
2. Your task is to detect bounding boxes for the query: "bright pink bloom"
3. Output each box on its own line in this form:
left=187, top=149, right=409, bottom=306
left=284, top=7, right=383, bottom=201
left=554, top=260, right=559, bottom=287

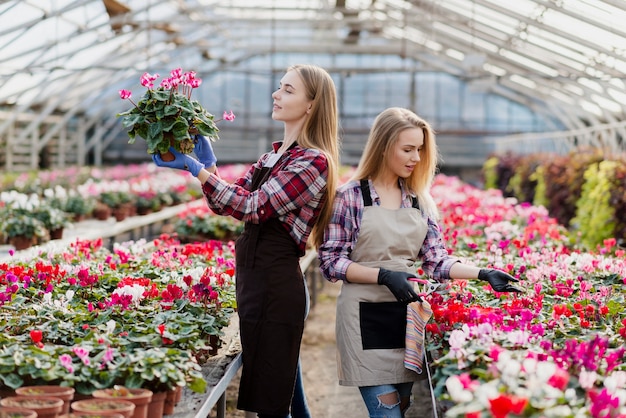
left=119, top=89, right=132, bottom=99
left=223, top=110, right=236, bottom=121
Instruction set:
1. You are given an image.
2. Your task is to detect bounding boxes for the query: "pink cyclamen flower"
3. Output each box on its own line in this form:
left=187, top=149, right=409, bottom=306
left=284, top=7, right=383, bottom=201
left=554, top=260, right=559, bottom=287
left=59, top=354, right=74, bottom=373
left=119, top=89, right=132, bottom=100
left=140, top=72, right=159, bottom=88
left=223, top=110, right=236, bottom=121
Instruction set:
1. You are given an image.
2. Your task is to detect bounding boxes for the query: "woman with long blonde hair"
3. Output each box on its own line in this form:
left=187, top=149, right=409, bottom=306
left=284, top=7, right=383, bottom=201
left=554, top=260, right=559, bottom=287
left=319, top=107, right=520, bottom=417
left=153, top=64, right=339, bottom=418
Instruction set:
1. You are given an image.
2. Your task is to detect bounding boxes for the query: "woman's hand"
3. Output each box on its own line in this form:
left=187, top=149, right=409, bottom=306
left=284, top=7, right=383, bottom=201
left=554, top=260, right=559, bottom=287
left=152, top=148, right=203, bottom=176
left=478, top=269, right=523, bottom=293
left=194, top=135, right=217, bottom=168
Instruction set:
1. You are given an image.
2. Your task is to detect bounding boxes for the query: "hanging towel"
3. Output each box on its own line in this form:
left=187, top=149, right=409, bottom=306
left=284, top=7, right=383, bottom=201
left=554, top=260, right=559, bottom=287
left=404, top=300, right=432, bottom=373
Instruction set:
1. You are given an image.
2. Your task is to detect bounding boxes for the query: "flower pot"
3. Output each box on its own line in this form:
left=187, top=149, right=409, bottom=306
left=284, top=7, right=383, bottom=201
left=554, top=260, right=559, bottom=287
left=71, top=399, right=135, bottom=418
left=1, top=395, right=64, bottom=418
left=147, top=391, right=166, bottom=418
left=93, top=204, right=112, bottom=221
left=160, top=133, right=176, bottom=162
left=111, top=206, right=129, bottom=222
left=0, top=406, right=38, bottom=418
left=50, top=228, right=64, bottom=240
left=91, top=388, right=152, bottom=418
left=162, top=390, right=176, bottom=416
left=8, top=235, right=36, bottom=251
left=16, top=385, right=75, bottom=415
left=58, top=413, right=124, bottom=418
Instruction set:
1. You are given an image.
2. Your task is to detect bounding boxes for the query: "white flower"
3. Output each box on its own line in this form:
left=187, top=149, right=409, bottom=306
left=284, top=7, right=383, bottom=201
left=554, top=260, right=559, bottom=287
left=113, top=284, right=146, bottom=304
left=445, top=375, right=473, bottom=403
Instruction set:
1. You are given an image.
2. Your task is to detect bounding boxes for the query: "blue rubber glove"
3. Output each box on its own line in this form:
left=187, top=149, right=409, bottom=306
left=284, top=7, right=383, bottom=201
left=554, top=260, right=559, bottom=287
left=152, top=148, right=204, bottom=177
left=194, top=135, right=217, bottom=168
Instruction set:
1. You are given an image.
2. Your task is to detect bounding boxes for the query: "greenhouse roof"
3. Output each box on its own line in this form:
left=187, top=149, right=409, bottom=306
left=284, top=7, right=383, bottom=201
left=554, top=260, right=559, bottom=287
left=1, top=0, right=625, bottom=135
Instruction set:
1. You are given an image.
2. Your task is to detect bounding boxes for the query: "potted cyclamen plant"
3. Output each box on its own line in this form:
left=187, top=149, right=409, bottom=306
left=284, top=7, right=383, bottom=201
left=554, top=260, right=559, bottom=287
left=116, top=68, right=235, bottom=161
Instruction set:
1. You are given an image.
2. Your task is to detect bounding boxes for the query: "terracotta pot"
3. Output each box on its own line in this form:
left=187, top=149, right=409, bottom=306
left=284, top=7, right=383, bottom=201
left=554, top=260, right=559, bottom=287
left=93, top=205, right=112, bottom=220
left=71, top=399, right=135, bottom=418
left=0, top=406, right=38, bottom=418
left=8, top=236, right=36, bottom=251
left=16, top=385, right=75, bottom=415
left=111, top=206, right=129, bottom=222
left=162, top=390, right=176, bottom=416
left=58, top=414, right=124, bottom=418
left=1, top=395, right=64, bottom=418
left=147, top=391, right=166, bottom=418
left=91, top=388, right=152, bottom=418
left=50, top=228, right=64, bottom=240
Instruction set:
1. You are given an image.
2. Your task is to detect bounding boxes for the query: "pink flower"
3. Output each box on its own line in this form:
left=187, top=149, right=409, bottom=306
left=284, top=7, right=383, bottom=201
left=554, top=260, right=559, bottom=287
left=119, top=89, right=132, bottom=100
left=548, top=366, right=570, bottom=390
left=59, top=354, right=74, bottom=373
left=140, top=72, right=159, bottom=88
left=223, top=110, right=236, bottom=121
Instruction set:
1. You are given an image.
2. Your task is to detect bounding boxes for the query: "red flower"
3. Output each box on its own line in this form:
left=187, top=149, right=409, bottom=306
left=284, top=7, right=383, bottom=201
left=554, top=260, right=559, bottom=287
left=29, top=329, right=43, bottom=343
left=548, top=366, right=570, bottom=390
left=489, top=394, right=528, bottom=418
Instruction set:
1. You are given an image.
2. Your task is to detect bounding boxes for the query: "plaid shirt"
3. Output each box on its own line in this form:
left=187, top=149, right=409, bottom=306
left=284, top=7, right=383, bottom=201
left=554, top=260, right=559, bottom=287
left=318, top=179, right=458, bottom=282
left=201, top=142, right=328, bottom=254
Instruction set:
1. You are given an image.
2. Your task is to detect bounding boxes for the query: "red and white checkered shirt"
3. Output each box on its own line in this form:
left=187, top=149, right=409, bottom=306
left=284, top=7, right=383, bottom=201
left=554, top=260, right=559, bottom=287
left=201, top=141, right=329, bottom=254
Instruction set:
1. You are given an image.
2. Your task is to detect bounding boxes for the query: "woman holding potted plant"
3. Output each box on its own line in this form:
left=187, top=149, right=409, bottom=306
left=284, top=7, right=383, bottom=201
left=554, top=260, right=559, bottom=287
left=152, top=64, right=340, bottom=418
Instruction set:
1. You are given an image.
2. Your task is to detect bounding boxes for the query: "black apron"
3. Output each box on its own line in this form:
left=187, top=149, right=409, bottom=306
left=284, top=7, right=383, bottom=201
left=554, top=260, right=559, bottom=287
left=235, top=165, right=307, bottom=416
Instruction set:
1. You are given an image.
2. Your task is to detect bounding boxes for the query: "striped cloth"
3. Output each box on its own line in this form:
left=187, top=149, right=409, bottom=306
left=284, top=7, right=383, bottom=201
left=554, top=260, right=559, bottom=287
left=404, top=300, right=433, bottom=373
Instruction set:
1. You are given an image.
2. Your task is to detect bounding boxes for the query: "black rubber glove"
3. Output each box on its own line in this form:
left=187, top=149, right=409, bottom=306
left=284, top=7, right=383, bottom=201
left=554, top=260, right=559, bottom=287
left=377, top=268, right=421, bottom=303
left=478, top=269, right=523, bottom=293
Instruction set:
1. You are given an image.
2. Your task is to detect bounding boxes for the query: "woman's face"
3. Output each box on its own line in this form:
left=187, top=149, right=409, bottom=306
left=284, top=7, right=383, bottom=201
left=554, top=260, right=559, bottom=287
left=386, top=127, right=424, bottom=179
left=271, top=70, right=312, bottom=125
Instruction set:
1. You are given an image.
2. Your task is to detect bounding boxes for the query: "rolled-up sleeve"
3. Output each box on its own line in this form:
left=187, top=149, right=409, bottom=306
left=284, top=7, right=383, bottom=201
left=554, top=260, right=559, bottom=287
left=419, top=217, right=459, bottom=282
left=318, top=184, right=361, bottom=282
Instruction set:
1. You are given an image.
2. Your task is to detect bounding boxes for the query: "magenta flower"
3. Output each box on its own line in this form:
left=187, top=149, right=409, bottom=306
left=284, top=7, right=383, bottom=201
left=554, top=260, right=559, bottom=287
left=223, top=110, right=236, bottom=121
left=119, top=89, right=132, bottom=100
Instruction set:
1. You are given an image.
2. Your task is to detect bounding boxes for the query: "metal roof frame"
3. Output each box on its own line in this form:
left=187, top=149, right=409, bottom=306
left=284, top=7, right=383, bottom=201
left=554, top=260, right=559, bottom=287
left=1, top=0, right=624, bottom=169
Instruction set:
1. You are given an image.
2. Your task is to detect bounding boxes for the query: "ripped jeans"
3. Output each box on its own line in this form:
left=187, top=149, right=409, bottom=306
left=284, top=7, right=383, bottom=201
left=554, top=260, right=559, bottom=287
left=358, top=382, right=413, bottom=418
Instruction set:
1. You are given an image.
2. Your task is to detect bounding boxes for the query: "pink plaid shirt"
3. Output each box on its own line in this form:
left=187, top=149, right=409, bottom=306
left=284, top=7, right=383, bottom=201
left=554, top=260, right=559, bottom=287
left=318, top=179, right=458, bottom=282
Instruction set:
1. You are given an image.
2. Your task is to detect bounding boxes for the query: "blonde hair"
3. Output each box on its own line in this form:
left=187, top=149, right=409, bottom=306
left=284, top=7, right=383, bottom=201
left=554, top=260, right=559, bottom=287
left=288, top=64, right=340, bottom=248
left=352, top=107, right=440, bottom=218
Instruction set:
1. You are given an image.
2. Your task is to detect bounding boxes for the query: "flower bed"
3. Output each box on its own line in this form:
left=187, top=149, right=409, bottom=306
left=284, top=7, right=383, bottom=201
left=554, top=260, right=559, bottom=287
left=0, top=235, right=236, bottom=395
left=426, top=175, right=626, bottom=417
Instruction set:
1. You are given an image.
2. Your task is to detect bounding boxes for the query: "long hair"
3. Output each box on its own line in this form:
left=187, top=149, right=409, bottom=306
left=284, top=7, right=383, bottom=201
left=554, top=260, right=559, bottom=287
left=352, top=107, right=440, bottom=218
left=288, top=64, right=340, bottom=248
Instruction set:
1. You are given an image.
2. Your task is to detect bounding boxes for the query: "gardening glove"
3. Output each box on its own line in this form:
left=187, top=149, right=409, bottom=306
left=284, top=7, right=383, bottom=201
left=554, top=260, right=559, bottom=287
left=152, top=148, right=204, bottom=177
left=194, top=135, right=217, bottom=168
left=377, top=268, right=422, bottom=304
left=478, top=269, right=523, bottom=293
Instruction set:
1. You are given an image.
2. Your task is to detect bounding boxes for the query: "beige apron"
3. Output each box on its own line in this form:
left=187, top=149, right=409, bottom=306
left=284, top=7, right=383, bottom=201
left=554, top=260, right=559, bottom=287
left=336, top=180, right=428, bottom=386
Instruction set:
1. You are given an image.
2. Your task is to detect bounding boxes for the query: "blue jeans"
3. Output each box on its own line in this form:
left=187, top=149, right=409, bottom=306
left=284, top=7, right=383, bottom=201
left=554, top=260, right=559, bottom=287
left=289, top=360, right=311, bottom=418
left=359, top=383, right=413, bottom=418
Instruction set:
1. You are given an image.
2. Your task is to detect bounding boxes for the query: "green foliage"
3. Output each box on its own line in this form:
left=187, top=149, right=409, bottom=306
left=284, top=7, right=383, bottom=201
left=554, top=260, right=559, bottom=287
left=175, top=214, right=243, bottom=241
left=117, top=87, right=220, bottom=156
left=530, top=165, right=549, bottom=208
left=571, top=160, right=617, bottom=249
left=482, top=156, right=499, bottom=189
